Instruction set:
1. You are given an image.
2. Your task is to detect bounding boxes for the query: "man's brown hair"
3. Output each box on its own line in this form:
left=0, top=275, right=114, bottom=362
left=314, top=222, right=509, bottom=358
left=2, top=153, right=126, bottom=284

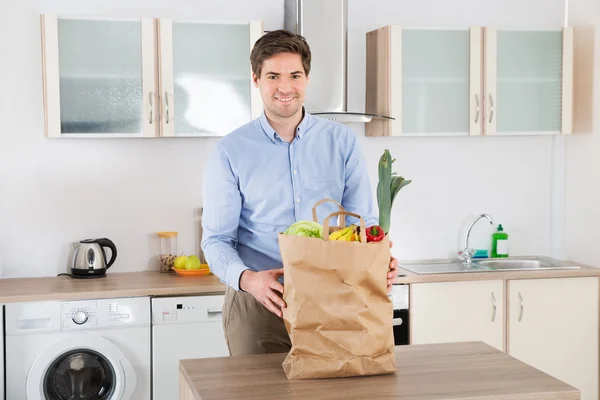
left=250, top=30, right=311, bottom=78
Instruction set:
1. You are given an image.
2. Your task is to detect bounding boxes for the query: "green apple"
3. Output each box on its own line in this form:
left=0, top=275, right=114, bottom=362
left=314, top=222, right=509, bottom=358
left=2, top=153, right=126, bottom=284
left=173, top=255, right=188, bottom=269
left=185, top=255, right=202, bottom=270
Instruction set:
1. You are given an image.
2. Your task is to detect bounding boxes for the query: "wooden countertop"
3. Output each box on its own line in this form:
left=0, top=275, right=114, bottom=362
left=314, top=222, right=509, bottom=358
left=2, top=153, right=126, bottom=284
left=0, top=271, right=227, bottom=303
left=178, top=341, right=580, bottom=400
left=0, top=258, right=598, bottom=303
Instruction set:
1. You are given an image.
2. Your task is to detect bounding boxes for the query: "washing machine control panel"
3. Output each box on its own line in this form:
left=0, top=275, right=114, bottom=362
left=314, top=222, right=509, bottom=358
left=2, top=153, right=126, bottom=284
left=60, top=298, right=150, bottom=330
left=62, top=302, right=98, bottom=329
left=72, top=310, right=88, bottom=324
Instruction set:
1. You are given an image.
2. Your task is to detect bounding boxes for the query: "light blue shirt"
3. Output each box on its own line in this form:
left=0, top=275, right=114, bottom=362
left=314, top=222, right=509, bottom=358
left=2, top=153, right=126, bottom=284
left=201, top=110, right=377, bottom=291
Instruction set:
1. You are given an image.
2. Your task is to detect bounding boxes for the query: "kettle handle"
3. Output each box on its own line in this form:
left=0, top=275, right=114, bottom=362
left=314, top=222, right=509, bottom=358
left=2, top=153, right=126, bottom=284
left=95, top=238, right=117, bottom=269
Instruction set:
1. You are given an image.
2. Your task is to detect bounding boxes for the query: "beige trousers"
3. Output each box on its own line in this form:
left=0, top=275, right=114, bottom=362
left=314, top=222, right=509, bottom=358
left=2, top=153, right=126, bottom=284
left=222, top=286, right=291, bottom=356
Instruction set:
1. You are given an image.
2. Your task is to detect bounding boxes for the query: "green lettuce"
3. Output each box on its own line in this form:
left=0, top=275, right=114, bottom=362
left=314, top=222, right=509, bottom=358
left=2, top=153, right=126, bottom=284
left=284, top=220, right=323, bottom=238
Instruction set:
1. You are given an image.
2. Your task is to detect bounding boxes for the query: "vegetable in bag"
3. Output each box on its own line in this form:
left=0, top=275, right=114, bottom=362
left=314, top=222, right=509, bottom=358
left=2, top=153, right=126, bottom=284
left=284, top=220, right=323, bottom=238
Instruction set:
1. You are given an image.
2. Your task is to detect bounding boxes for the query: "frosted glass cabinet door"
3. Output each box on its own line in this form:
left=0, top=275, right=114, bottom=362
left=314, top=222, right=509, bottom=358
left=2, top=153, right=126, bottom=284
left=159, top=20, right=262, bottom=137
left=401, top=28, right=480, bottom=136
left=41, top=15, right=157, bottom=137
left=365, top=26, right=481, bottom=137
left=484, top=28, right=573, bottom=135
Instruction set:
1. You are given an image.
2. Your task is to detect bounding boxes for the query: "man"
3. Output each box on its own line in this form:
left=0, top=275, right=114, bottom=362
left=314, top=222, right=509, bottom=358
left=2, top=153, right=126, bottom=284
left=201, top=30, right=399, bottom=357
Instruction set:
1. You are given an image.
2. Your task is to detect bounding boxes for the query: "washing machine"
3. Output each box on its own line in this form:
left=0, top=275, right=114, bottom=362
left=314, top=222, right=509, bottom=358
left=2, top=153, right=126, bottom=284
left=5, top=297, right=151, bottom=400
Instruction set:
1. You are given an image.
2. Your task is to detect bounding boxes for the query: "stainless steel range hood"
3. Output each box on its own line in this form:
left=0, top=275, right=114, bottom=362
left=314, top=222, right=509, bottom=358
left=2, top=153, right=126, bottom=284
left=284, top=0, right=393, bottom=123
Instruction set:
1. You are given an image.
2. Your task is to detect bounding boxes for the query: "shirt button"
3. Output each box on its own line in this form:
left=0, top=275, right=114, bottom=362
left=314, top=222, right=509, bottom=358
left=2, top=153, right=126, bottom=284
left=293, top=170, right=297, bottom=175
left=296, top=199, right=300, bottom=203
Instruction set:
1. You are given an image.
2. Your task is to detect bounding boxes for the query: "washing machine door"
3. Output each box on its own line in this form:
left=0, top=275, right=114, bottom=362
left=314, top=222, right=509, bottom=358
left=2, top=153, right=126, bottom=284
left=26, top=334, right=136, bottom=400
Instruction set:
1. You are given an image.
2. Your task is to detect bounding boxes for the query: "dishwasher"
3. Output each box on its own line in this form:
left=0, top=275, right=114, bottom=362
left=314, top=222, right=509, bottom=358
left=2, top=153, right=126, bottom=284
left=152, top=295, right=228, bottom=400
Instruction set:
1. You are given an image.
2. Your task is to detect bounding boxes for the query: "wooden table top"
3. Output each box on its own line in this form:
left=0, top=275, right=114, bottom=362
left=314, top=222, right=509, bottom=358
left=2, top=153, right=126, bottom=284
left=179, top=341, right=580, bottom=400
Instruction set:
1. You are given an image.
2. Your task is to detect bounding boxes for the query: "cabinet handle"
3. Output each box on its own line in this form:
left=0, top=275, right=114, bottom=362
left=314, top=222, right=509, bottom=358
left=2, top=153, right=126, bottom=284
left=518, top=292, right=524, bottom=322
left=165, top=91, right=170, bottom=124
left=491, top=292, right=496, bottom=322
left=488, top=94, right=495, bottom=123
left=148, top=92, right=154, bottom=124
left=207, top=309, right=222, bottom=315
left=474, top=94, right=480, bottom=123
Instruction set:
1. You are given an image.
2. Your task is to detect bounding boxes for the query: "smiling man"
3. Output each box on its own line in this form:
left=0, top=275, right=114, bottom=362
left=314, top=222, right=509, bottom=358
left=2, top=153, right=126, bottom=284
left=201, top=30, right=399, bottom=356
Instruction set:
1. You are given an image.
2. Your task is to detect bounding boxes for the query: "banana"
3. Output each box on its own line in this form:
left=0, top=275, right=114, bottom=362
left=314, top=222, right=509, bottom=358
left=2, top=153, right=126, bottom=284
left=329, top=226, right=352, bottom=240
left=328, top=230, right=342, bottom=240
left=339, top=230, right=353, bottom=241
left=329, top=226, right=363, bottom=241
left=340, top=228, right=354, bottom=240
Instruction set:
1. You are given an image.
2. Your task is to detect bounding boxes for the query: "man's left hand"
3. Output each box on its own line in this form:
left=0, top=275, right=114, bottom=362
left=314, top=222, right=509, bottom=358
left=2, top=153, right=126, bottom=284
left=387, top=241, right=399, bottom=293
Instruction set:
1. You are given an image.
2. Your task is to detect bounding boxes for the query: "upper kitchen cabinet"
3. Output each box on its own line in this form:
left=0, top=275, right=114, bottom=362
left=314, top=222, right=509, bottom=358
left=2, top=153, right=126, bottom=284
left=158, top=19, right=262, bottom=137
left=41, top=15, right=157, bottom=137
left=40, top=15, right=263, bottom=138
left=366, top=26, right=576, bottom=137
left=485, top=28, right=572, bottom=135
left=366, top=27, right=482, bottom=137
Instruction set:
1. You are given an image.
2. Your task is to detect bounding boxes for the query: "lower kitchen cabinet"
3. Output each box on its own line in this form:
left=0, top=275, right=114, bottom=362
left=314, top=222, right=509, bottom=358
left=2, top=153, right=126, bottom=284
left=410, top=280, right=504, bottom=351
left=508, top=277, right=598, bottom=400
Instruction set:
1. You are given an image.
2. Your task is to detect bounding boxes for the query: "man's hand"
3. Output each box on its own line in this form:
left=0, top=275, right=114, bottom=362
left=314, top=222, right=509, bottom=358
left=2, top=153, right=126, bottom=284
left=388, top=241, right=399, bottom=293
left=239, top=269, right=286, bottom=317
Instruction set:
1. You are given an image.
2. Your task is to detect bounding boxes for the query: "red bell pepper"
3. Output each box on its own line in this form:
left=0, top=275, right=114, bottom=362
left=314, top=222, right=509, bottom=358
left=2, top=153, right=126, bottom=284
left=366, top=225, right=384, bottom=242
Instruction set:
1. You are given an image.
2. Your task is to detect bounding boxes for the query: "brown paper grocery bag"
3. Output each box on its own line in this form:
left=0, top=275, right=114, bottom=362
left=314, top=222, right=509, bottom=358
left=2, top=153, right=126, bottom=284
left=278, top=199, right=396, bottom=379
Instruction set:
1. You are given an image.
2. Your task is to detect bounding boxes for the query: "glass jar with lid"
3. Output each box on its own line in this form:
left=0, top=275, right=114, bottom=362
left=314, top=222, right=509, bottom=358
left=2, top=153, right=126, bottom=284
left=157, top=231, right=178, bottom=272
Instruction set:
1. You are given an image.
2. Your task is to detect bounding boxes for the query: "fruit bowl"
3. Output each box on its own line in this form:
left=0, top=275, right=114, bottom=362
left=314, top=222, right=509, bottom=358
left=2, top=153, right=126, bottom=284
left=172, top=265, right=211, bottom=276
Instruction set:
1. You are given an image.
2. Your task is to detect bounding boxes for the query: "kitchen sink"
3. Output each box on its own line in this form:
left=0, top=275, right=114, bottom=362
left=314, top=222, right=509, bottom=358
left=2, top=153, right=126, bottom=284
left=400, top=256, right=580, bottom=275
left=474, top=259, right=578, bottom=270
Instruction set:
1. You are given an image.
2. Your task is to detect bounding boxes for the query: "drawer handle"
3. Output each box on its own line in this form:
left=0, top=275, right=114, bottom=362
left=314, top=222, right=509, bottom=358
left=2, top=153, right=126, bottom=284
left=165, top=91, right=170, bottom=124
left=148, top=92, right=154, bottom=124
left=491, top=292, right=497, bottom=322
left=518, top=292, right=524, bottom=322
left=207, top=309, right=222, bottom=315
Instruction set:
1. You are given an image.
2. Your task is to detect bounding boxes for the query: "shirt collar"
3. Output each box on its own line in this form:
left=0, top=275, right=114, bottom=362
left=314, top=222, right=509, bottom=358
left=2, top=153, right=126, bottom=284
left=259, top=108, right=311, bottom=143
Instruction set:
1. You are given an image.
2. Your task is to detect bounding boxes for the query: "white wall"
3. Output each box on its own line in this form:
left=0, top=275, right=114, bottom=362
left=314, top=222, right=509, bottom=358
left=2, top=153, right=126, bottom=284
left=565, top=0, right=600, bottom=266
left=347, top=0, right=566, bottom=260
left=0, top=0, right=284, bottom=277
left=0, top=0, right=568, bottom=278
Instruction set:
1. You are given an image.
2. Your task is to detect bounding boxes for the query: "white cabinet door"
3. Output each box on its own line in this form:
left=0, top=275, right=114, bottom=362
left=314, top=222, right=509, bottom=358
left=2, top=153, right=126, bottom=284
left=411, top=280, right=504, bottom=351
left=41, top=15, right=158, bottom=138
left=158, top=19, right=262, bottom=137
left=484, top=28, right=573, bottom=135
left=508, top=277, right=598, bottom=400
left=152, top=295, right=229, bottom=400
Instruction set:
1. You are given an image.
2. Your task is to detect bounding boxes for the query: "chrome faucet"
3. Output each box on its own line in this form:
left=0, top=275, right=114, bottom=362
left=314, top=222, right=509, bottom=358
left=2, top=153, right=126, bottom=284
left=458, top=214, right=494, bottom=265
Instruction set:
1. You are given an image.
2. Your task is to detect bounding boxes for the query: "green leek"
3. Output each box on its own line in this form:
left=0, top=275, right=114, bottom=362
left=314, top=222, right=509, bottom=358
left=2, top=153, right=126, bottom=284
left=377, top=149, right=411, bottom=234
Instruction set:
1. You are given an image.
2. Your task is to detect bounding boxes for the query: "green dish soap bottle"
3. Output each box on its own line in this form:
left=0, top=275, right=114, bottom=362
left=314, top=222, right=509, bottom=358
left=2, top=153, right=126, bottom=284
left=491, top=224, right=509, bottom=258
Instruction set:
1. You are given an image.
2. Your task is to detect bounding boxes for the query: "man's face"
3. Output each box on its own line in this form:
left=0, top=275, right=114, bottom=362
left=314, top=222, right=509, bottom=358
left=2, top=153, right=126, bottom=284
left=253, top=52, right=309, bottom=120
